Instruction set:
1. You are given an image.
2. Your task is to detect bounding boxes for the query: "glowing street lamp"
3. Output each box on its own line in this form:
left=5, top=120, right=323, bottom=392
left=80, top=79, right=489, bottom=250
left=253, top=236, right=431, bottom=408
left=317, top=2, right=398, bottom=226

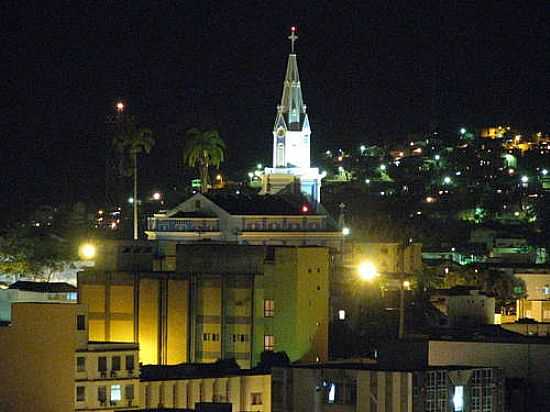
left=460, top=128, right=466, bottom=135
left=443, top=176, right=452, bottom=185
left=152, top=192, right=161, bottom=201
left=79, top=243, right=96, bottom=260
left=116, top=101, right=125, bottom=112
left=542, top=169, right=549, bottom=176
left=257, top=163, right=263, bottom=170
left=379, top=164, right=386, bottom=171
left=358, top=261, right=379, bottom=282
left=521, top=175, right=529, bottom=184
left=342, top=227, right=351, bottom=236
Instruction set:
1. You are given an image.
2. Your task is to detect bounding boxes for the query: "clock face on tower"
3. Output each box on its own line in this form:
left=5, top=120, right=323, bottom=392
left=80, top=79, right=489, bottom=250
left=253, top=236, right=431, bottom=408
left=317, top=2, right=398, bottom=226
left=276, top=127, right=286, bottom=137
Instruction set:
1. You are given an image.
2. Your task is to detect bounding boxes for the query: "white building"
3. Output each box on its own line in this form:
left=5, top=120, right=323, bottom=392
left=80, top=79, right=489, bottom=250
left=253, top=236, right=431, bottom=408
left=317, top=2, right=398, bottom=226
left=430, top=286, right=495, bottom=327
left=75, top=341, right=140, bottom=411
left=262, top=27, right=323, bottom=205
left=0, top=281, right=77, bottom=321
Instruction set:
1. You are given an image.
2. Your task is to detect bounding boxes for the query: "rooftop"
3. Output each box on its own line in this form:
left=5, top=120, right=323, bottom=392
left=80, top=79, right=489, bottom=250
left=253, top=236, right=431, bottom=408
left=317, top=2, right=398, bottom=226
left=204, top=192, right=319, bottom=216
left=9, top=281, right=76, bottom=293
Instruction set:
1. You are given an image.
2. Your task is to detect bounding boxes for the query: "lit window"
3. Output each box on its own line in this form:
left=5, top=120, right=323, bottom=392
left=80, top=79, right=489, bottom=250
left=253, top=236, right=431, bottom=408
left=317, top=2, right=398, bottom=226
left=264, top=335, right=275, bottom=351
left=453, top=386, right=464, bottom=411
left=264, top=299, right=275, bottom=317
left=328, top=383, right=336, bottom=404
left=251, top=392, right=263, bottom=405
left=76, top=314, right=86, bottom=331
left=76, top=386, right=85, bottom=402
left=338, top=310, right=346, bottom=320
left=111, top=384, right=121, bottom=402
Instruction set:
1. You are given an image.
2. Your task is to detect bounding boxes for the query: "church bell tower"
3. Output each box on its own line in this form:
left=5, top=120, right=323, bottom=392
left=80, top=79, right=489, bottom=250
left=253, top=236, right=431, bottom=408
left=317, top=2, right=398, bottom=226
left=262, top=27, right=323, bottom=204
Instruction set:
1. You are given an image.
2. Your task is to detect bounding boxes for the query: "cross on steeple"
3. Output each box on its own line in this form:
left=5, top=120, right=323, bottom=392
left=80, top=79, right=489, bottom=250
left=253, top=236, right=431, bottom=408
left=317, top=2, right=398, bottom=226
left=288, top=26, right=298, bottom=53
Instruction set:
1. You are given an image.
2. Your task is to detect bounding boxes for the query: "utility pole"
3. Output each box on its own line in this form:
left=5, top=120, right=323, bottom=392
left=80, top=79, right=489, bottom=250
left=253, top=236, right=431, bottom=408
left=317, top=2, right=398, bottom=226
left=398, top=241, right=407, bottom=339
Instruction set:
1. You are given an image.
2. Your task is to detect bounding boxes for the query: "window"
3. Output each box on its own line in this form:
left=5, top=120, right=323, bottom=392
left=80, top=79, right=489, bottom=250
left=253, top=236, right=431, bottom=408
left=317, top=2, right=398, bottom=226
left=111, top=384, right=121, bottom=402
left=98, top=356, right=107, bottom=373
left=76, top=356, right=86, bottom=372
left=126, top=355, right=135, bottom=371
left=264, top=335, right=275, bottom=351
left=111, top=356, right=121, bottom=371
left=251, top=392, right=263, bottom=405
left=264, top=299, right=275, bottom=317
left=125, top=384, right=134, bottom=400
left=76, top=386, right=85, bottom=402
left=98, top=386, right=107, bottom=402
left=203, top=333, right=210, bottom=341
left=453, top=386, right=464, bottom=411
left=195, top=200, right=201, bottom=209
left=76, top=314, right=86, bottom=331
left=338, top=310, right=346, bottom=320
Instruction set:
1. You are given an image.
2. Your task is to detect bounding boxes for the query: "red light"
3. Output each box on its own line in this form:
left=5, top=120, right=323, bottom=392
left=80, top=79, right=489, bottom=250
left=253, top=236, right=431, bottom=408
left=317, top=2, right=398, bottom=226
left=301, top=205, right=309, bottom=213
left=291, top=26, right=296, bottom=32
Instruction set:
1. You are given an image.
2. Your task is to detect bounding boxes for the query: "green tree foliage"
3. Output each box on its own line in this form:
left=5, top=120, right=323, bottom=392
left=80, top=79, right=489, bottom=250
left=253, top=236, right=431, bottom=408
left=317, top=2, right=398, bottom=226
left=0, top=227, right=75, bottom=281
left=183, top=128, right=225, bottom=193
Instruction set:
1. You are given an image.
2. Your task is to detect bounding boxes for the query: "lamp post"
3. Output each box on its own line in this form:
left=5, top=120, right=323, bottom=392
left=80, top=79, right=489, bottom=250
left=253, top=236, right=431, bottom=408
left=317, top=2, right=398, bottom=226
left=357, top=257, right=408, bottom=339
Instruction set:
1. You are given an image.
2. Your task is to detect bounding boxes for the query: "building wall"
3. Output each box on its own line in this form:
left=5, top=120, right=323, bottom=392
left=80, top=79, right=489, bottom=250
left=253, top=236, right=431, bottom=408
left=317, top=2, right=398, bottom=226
left=79, top=246, right=329, bottom=369
left=75, top=345, right=140, bottom=411
left=428, top=339, right=550, bottom=411
left=515, top=272, right=550, bottom=321
left=351, top=242, right=423, bottom=274
left=0, top=303, right=87, bottom=412
left=141, top=374, right=271, bottom=412
left=445, top=292, right=495, bottom=327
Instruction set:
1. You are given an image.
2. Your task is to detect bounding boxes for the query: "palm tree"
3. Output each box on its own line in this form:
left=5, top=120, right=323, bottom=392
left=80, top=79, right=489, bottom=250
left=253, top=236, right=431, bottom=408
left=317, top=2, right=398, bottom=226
left=113, top=117, right=155, bottom=240
left=183, top=128, right=225, bottom=193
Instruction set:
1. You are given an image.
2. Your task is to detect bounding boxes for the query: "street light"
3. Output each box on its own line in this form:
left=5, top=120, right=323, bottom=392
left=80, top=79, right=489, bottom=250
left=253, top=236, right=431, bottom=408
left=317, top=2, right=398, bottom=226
left=79, top=243, right=96, bottom=260
left=152, top=192, right=161, bottom=201
left=358, top=261, right=379, bottom=282
left=116, top=101, right=125, bottom=112
left=342, top=227, right=351, bottom=236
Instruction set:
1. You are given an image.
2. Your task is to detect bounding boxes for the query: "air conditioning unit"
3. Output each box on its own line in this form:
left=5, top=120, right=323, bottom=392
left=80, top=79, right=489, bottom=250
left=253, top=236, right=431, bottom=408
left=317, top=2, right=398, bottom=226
left=99, top=400, right=106, bottom=407
left=100, top=371, right=107, bottom=378
left=110, top=400, right=118, bottom=406
left=127, top=399, right=133, bottom=407
left=110, top=370, right=118, bottom=378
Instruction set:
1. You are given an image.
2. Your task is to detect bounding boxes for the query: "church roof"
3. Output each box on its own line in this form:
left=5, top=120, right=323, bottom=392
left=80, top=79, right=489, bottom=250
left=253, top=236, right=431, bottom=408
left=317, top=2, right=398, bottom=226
left=275, top=30, right=307, bottom=131
left=203, top=192, right=319, bottom=216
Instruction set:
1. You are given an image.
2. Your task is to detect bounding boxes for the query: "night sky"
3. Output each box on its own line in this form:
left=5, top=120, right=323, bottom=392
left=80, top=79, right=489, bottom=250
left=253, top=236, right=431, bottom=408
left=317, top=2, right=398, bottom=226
left=2, top=1, right=549, bottom=219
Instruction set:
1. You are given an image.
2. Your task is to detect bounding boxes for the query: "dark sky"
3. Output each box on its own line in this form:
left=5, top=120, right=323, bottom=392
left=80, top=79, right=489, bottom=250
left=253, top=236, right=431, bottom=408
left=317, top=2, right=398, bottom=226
left=2, top=1, right=549, bottom=218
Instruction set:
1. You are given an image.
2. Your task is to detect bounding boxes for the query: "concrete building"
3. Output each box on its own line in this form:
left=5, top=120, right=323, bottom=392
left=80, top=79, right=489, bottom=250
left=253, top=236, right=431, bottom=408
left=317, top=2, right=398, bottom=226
left=379, top=337, right=550, bottom=411
left=430, top=287, right=495, bottom=327
left=139, top=362, right=271, bottom=411
left=515, top=270, right=550, bottom=321
left=145, top=192, right=342, bottom=271
left=349, top=242, right=423, bottom=273
left=0, top=280, right=77, bottom=321
left=272, top=363, right=504, bottom=412
left=0, top=302, right=140, bottom=412
left=78, top=243, right=329, bottom=369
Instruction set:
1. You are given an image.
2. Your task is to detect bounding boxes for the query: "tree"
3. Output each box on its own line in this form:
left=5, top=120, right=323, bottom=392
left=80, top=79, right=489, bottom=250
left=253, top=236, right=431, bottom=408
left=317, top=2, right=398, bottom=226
left=113, top=117, right=155, bottom=240
left=182, top=128, right=225, bottom=193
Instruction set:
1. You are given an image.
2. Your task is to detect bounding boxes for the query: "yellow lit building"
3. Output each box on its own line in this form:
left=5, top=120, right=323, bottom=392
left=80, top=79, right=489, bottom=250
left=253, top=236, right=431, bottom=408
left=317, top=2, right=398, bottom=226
left=78, top=243, right=329, bottom=368
left=0, top=302, right=140, bottom=412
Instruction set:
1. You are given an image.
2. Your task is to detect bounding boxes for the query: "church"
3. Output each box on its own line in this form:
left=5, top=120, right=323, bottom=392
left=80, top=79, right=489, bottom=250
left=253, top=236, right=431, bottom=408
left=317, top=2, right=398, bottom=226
left=145, top=27, right=340, bottom=257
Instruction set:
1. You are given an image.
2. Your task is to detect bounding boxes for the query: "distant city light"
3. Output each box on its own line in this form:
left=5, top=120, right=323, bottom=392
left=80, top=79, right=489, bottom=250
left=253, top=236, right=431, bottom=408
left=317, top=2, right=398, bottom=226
left=379, top=164, right=386, bottom=171
left=321, top=170, right=327, bottom=178
left=425, top=196, right=436, bottom=203
left=443, top=176, right=452, bottom=185
left=325, top=150, right=332, bottom=156
left=338, top=166, right=344, bottom=172
left=403, top=280, right=411, bottom=289
left=128, top=197, right=134, bottom=204
left=257, top=163, right=263, bottom=169
left=455, top=171, right=462, bottom=176
left=152, top=192, right=161, bottom=200
left=116, top=101, right=125, bottom=112
left=521, top=176, right=529, bottom=184
left=215, top=174, right=222, bottom=181
left=542, top=169, right=548, bottom=176
left=342, top=227, right=351, bottom=236
left=460, top=128, right=466, bottom=135
left=248, top=172, right=254, bottom=178
left=434, top=154, right=441, bottom=161
left=301, top=205, right=309, bottom=213
left=365, top=179, right=370, bottom=184
left=360, top=145, right=366, bottom=153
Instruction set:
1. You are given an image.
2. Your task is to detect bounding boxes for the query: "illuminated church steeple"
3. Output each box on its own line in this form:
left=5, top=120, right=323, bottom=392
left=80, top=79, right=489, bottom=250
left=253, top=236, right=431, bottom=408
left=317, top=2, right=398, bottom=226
left=263, top=27, right=322, bottom=205
left=273, top=26, right=311, bottom=169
